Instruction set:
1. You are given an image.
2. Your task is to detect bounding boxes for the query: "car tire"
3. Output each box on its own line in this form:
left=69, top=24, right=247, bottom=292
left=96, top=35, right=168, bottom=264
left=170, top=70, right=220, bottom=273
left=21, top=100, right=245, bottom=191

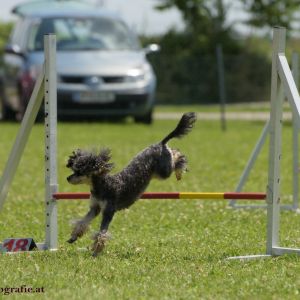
left=134, top=110, right=153, bottom=125
left=0, top=91, right=15, bottom=121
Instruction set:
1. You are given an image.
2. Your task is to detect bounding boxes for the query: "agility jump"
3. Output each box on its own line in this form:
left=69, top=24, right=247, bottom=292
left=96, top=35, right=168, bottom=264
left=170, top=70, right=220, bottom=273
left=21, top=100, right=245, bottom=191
left=230, top=52, right=300, bottom=210
left=0, top=27, right=300, bottom=259
left=229, top=52, right=300, bottom=210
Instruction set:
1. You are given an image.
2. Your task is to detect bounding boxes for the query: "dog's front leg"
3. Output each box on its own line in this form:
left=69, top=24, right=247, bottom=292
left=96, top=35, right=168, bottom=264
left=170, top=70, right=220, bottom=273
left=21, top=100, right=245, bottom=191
left=68, top=204, right=101, bottom=244
left=91, top=205, right=115, bottom=257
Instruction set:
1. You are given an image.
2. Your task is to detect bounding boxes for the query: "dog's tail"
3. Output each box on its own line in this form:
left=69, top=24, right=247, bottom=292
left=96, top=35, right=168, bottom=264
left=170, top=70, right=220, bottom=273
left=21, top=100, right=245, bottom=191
left=161, top=112, right=197, bottom=145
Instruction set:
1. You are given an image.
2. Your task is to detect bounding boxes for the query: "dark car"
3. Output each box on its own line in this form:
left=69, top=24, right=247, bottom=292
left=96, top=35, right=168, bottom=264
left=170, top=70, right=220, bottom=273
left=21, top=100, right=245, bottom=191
left=1, top=0, right=159, bottom=123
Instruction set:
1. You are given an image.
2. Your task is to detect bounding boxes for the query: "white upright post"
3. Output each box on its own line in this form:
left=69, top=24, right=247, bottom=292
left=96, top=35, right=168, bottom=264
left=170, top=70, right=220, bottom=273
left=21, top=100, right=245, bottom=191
left=228, top=27, right=289, bottom=260
left=292, top=52, right=299, bottom=210
left=44, top=34, right=58, bottom=250
left=266, top=27, right=285, bottom=255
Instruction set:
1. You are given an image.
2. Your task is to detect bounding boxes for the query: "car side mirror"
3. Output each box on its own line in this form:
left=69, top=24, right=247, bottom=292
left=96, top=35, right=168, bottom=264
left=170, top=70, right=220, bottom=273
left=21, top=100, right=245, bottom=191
left=5, top=44, right=25, bottom=57
left=144, top=44, right=160, bottom=55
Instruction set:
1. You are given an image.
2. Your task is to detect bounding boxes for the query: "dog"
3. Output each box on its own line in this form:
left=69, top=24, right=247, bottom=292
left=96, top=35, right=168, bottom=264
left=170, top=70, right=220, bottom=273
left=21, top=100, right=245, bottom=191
left=66, top=112, right=196, bottom=256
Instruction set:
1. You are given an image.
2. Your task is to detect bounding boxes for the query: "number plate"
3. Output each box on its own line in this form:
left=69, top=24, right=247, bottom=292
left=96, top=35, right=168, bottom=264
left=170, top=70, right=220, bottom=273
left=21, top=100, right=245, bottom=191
left=1, top=238, right=37, bottom=252
left=74, top=91, right=115, bottom=103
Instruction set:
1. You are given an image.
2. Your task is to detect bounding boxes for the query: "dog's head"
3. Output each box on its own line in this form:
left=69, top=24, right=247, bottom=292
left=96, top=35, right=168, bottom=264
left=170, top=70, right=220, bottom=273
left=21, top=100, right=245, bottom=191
left=66, top=148, right=114, bottom=185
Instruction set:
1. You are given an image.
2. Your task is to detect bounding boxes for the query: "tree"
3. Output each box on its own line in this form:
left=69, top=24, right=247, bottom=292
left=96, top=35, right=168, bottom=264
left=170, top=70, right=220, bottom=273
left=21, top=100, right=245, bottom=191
left=154, top=0, right=236, bottom=51
left=241, top=0, right=300, bottom=32
left=151, top=0, right=271, bottom=105
left=0, top=21, right=13, bottom=65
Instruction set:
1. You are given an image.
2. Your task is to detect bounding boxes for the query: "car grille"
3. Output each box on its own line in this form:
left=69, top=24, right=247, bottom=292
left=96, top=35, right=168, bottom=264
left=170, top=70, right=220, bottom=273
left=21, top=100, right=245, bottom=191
left=60, top=75, right=126, bottom=84
left=58, top=93, right=148, bottom=111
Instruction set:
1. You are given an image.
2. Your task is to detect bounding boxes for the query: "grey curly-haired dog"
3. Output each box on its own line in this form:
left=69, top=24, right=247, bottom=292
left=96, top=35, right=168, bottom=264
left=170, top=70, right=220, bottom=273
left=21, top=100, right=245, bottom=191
left=66, top=112, right=196, bottom=256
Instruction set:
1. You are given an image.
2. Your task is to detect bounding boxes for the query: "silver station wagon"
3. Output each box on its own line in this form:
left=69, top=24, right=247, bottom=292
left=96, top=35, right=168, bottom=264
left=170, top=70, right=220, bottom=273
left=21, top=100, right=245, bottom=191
left=1, top=1, right=159, bottom=123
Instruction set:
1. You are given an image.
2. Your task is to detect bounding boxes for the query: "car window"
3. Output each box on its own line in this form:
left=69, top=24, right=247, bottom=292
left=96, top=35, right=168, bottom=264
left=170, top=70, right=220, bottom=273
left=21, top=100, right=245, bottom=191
left=10, top=19, right=26, bottom=46
left=27, top=17, right=140, bottom=51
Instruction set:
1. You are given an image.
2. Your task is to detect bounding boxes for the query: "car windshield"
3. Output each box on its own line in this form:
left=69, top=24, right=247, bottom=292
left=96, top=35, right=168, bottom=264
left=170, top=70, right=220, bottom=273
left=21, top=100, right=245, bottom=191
left=27, top=17, right=140, bottom=51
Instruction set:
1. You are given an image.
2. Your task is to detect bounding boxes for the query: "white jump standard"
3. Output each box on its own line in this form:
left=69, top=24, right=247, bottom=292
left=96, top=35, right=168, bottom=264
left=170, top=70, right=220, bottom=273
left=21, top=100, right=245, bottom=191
left=230, top=51, right=300, bottom=211
left=237, top=26, right=300, bottom=259
left=0, top=34, right=57, bottom=251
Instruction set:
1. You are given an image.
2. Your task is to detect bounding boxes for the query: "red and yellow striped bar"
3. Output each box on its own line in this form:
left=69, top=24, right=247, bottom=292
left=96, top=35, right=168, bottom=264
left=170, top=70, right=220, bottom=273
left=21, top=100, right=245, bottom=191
left=53, top=192, right=266, bottom=200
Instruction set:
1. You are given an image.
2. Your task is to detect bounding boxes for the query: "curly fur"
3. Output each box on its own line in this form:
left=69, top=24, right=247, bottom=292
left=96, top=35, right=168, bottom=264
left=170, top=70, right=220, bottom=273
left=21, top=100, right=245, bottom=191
left=66, top=112, right=197, bottom=256
left=67, top=148, right=114, bottom=175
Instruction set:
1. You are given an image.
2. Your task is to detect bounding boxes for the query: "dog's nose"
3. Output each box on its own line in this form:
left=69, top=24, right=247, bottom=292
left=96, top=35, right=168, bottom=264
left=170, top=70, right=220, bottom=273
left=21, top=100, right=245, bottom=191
left=67, top=175, right=71, bottom=182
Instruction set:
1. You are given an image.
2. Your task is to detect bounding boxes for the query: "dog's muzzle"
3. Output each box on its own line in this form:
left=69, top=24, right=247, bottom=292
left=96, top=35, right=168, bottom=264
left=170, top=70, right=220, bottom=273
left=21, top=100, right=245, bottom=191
left=67, top=174, right=90, bottom=185
left=67, top=174, right=81, bottom=185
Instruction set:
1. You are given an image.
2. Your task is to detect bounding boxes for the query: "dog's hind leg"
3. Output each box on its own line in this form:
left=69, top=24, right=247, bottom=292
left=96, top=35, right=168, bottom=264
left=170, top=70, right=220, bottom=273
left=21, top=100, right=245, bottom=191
left=67, top=204, right=101, bottom=244
left=154, top=146, right=173, bottom=179
left=91, top=204, right=115, bottom=257
left=172, top=150, right=188, bottom=180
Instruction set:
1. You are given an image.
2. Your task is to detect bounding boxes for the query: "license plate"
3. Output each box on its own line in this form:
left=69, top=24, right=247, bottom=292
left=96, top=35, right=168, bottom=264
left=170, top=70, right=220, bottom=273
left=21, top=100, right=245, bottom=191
left=74, top=91, right=115, bottom=103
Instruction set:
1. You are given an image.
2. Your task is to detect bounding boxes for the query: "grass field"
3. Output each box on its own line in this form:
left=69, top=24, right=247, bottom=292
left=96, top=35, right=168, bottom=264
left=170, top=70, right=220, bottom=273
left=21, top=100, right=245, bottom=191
left=1, top=116, right=300, bottom=299
left=155, top=102, right=291, bottom=113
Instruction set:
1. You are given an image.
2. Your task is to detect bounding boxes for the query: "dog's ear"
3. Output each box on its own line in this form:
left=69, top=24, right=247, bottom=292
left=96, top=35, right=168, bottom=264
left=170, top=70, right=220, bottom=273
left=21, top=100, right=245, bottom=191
left=101, top=162, right=114, bottom=173
left=66, top=149, right=83, bottom=169
left=96, top=148, right=114, bottom=174
left=98, top=148, right=111, bottom=162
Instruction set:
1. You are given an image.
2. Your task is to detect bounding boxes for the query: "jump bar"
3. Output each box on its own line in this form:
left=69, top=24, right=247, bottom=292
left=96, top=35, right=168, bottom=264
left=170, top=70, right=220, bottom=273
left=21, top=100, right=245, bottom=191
left=53, top=192, right=266, bottom=200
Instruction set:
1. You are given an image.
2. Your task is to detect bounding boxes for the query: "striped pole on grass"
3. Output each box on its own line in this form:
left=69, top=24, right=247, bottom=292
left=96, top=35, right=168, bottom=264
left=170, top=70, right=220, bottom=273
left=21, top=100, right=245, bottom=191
left=53, top=192, right=266, bottom=201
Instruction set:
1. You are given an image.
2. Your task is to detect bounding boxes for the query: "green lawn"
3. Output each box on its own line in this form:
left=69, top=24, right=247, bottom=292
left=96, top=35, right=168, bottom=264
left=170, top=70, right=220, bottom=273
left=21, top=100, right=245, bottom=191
left=1, top=118, right=300, bottom=299
left=155, top=102, right=291, bottom=113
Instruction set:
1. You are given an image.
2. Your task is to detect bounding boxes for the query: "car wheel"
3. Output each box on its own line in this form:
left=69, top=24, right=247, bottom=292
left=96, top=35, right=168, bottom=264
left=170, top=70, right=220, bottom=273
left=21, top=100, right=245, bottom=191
left=0, top=91, right=15, bottom=121
left=134, top=110, right=153, bottom=125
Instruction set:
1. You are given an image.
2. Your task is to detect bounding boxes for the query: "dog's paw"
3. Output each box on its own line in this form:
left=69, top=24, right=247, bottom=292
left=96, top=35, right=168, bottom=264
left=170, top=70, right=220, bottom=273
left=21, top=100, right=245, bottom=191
left=70, top=219, right=89, bottom=238
left=67, top=236, right=77, bottom=244
left=90, top=232, right=110, bottom=257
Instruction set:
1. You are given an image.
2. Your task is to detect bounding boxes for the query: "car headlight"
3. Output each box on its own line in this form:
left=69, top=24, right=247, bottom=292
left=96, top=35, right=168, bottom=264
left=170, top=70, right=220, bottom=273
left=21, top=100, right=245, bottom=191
left=125, top=68, right=145, bottom=83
